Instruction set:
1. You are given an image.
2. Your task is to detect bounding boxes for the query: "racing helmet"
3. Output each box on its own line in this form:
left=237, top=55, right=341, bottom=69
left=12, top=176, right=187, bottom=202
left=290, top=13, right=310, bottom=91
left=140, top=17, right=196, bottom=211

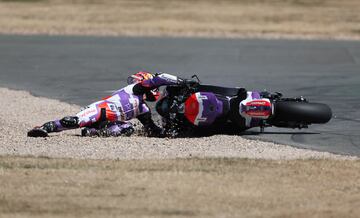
left=127, top=71, right=154, bottom=85
left=127, top=71, right=160, bottom=101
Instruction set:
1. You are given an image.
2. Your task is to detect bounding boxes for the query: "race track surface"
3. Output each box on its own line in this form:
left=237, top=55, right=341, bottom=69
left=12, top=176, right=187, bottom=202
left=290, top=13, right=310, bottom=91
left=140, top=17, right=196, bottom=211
left=0, top=35, right=359, bottom=156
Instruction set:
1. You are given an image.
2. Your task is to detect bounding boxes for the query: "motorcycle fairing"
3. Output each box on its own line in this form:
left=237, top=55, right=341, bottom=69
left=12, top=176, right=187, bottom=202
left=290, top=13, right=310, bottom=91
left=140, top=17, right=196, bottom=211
left=239, top=91, right=272, bottom=127
left=184, top=92, right=223, bottom=126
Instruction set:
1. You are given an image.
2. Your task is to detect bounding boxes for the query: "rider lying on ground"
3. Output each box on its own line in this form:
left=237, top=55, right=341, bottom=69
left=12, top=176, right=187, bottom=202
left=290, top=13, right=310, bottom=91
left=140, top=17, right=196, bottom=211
left=27, top=72, right=181, bottom=137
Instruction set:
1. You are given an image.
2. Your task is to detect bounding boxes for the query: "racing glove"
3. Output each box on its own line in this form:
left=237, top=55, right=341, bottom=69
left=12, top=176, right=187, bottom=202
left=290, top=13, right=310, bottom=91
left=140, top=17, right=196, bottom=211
left=137, top=112, right=165, bottom=137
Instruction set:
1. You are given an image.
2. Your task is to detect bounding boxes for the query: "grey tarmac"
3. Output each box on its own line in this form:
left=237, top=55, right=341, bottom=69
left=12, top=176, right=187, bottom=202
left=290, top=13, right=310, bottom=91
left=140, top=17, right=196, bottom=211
left=0, top=34, right=359, bottom=156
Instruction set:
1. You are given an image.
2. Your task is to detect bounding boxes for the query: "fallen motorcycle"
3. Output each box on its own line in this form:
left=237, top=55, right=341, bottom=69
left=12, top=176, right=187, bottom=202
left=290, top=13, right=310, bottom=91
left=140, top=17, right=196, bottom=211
left=155, top=75, right=332, bottom=136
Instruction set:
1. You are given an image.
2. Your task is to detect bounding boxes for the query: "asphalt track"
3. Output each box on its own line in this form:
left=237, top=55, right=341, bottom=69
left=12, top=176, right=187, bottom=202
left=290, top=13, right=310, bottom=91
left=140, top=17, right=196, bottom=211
left=0, top=34, right=359, bottom=156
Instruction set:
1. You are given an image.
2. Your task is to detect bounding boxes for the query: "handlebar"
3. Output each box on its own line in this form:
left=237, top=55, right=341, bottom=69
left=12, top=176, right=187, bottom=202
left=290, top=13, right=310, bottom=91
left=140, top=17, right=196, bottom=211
left=178, top=74, right=201, bottom=88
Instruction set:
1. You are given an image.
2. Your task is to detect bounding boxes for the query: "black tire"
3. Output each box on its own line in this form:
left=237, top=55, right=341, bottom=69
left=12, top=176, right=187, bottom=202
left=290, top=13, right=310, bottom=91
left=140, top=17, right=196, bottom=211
left=272, top=101, right=332, bottom=124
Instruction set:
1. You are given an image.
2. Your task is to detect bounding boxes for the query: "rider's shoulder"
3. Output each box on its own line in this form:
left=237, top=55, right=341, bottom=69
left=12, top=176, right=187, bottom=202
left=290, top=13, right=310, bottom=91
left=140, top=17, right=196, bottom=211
left=123, top=83, right=136, bottom=92
left=111, top=84, right=136, bottom=95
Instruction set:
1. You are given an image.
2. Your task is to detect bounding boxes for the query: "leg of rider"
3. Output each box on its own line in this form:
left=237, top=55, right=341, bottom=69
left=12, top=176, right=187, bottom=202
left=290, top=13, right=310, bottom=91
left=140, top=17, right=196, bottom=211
left=80, top=101, right=124, bottom=137
left=95, top=121, right=134, bottom=137
left=33, top=101, right=103, bottom=135
left=76, top=100, right=119, bottom=127
left=29, top=99, right=123, bottom=137
left=29, top=100, right=110, bottom=137
left=107, top=121, right=134, bottom=136
left=38, top=116, right=79, bottom=133
left=82, top=121, right=134, bottom=137
left=27, top=116, right=80, bottom=137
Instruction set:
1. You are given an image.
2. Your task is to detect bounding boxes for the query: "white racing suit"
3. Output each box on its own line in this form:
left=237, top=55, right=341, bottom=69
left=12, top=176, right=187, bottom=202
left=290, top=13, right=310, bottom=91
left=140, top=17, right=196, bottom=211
left=27, top=73, right=179, bottom=137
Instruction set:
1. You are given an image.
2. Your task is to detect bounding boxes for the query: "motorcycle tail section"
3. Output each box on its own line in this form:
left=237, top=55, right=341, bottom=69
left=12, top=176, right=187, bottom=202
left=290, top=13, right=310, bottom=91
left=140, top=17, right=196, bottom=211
left=239, top=91, right=273, bottom=128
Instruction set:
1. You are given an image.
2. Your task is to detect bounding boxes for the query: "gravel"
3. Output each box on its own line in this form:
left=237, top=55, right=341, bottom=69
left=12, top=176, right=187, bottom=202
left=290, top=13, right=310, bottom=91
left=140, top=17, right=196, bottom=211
left=0, top=87, right=356, bottom=160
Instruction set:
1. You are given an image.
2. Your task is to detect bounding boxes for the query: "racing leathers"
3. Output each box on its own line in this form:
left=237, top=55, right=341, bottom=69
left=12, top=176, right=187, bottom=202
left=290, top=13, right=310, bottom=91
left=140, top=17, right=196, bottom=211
left=27, top=73, right=180, bottom=137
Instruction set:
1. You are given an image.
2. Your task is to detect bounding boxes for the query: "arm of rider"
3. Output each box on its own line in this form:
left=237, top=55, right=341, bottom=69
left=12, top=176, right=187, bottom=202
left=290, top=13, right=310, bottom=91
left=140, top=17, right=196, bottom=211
left=156, top=73, right=198, bottom=86
left=133, top=73, right=180, bottom=95
left=137, top=112, right=164, bottom=137
left=143, top=73, right=180, bottom=88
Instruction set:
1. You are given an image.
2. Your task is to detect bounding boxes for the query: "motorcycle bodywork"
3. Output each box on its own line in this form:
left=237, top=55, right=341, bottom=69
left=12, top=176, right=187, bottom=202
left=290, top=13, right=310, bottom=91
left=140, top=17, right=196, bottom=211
left=183, top=91, right=272, bottom=128
left=156, top=77, right=332, bottom=135
left=239, top=91, right=272, bottom=128
left=184, top=92, right=224, bottom=126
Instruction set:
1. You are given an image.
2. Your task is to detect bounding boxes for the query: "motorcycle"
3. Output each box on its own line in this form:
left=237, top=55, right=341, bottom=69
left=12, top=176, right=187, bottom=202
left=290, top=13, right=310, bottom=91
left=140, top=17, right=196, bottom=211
left=155, top=75, right=332, bottom=137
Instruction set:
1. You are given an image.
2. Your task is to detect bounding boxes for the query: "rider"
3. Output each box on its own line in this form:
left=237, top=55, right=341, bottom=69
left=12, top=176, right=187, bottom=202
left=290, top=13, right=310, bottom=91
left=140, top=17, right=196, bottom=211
left=27, top=72, right=181, bottom=137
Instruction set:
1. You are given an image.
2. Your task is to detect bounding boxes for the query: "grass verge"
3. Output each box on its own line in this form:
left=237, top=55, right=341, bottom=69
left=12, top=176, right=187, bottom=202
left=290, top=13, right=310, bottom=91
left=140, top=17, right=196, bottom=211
left=1, top=156, right=360, bottom=217
left=0, top=0, right=359, bottom=39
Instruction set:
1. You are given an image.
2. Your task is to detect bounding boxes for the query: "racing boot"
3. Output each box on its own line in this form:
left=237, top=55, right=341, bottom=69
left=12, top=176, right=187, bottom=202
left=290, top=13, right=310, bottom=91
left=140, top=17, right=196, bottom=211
left=81, top=127, right=100, bottom=137
left=27, top=116, right=79, bottom=137
left=137, top=112, right=165, bottom=137
left=27, top=121, right=57, bottom=137
left=101, top=122, right=135, bottom=137
left=81, top=122, right=135, bottom=137
left=144, top=123, right=165, bottom=137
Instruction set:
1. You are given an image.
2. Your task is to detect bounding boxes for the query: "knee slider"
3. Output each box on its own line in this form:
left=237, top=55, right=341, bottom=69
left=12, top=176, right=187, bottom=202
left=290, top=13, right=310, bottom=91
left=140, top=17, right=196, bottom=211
left=60, top=116, right=79, bottom=128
